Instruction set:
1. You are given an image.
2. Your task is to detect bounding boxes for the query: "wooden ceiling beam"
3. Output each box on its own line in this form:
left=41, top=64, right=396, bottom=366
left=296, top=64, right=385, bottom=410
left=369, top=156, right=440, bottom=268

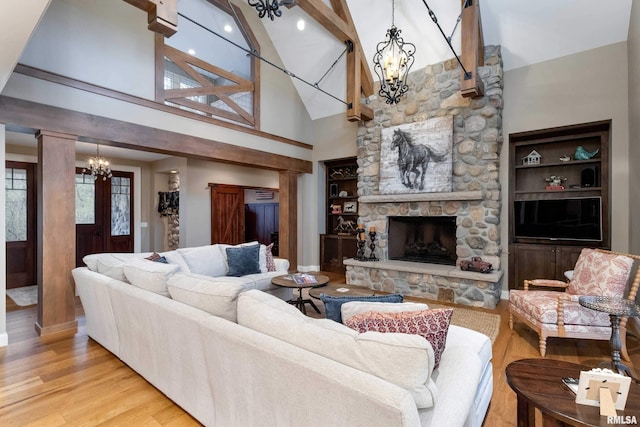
left=123, top=0, right=177, bottom=37
left=460, top=0, right=484, bottom=98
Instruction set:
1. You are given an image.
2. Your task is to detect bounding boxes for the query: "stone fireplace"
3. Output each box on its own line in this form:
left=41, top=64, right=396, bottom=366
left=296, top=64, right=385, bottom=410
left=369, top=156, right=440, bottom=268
left=343, top=46, right=505, bottom=309
left=388, top=216, right=457, bottom=265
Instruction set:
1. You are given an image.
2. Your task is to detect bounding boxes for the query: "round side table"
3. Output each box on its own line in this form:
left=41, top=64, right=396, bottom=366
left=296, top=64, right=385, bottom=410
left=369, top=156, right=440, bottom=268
left=579, top=295, right=640, bottom=376
left=271, top=274, right=329, bottom=315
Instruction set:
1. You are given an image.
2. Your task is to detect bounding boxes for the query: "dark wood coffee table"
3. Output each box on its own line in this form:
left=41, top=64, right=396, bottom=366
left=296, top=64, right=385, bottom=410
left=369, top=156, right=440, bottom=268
left=308, top=284, right=375, bottom=300
left=506, top=358, right=640, bottom=426
left=271, top=274, right=329, bottom=315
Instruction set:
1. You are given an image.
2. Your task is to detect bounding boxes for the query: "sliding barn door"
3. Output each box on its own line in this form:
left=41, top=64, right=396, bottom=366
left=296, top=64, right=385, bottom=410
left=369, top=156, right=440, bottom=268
left=210, top=184, right=244, bottom=244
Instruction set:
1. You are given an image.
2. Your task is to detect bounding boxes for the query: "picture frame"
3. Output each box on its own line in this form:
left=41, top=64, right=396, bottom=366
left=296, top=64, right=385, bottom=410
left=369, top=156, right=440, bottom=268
left=575, top=369, right=631, bottom=411
left=343, top=201, right=358, bottom=213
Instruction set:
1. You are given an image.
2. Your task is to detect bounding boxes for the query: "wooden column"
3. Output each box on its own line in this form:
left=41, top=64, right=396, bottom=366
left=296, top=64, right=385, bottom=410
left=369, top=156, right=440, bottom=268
left=278, top=171, right=298, bottom=272
left=35, top=130, right=78, bottom=336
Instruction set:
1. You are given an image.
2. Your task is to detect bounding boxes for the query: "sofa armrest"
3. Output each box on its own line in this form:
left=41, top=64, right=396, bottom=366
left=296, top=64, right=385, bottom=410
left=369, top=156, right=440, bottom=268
left=274, top=257, right=289, bottom=272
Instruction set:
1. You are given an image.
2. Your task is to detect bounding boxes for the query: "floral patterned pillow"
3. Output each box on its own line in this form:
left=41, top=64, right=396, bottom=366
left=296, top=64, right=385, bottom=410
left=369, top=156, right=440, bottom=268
left=265, top=243, right=277, bottom=272
left=344, top=308, right=453, bottom=368
left=568, top=249, right=634, bottom=297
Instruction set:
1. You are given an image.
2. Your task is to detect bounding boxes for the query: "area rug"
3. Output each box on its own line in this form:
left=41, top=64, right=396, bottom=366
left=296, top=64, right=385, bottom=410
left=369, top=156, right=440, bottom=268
left=305, top=291, right=500, bottom=343
left=6, top=285, right=38, bottom=306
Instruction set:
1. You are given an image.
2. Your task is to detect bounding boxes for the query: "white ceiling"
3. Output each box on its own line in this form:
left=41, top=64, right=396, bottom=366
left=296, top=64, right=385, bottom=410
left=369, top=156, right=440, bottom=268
left=257, top=0, right=633, bottom=120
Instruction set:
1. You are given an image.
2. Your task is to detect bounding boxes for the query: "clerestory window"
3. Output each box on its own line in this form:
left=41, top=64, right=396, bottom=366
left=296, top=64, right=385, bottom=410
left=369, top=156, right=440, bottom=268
left=157, top=0, right=259, bottom=127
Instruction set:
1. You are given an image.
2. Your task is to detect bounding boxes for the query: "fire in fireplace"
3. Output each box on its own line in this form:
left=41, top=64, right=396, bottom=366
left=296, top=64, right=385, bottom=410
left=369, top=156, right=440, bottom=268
left=388, top=216, right=457, bottom=265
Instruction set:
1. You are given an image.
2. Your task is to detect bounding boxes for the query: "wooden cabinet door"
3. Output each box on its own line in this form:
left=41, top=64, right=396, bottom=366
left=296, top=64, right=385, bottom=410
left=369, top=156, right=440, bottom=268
left=555, top=246, right=584, bottom=279
left=510, top=244, right=557, bottom=289
left=210, top=184, right=244, bottom=244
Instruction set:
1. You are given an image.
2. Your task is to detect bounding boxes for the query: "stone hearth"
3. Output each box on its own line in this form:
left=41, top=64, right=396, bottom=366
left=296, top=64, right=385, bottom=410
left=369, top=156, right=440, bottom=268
left=345, top=46, right=504, bottom=309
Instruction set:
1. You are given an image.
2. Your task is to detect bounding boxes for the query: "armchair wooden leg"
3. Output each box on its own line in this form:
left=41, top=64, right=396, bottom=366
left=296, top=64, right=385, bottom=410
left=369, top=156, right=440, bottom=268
left=509, top=312, right=514, bottom=329
left=539, top=335, right=547, bottom=357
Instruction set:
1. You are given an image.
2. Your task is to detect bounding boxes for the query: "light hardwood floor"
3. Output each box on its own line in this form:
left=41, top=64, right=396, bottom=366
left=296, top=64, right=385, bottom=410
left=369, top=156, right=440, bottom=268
left=1, top=277, right=638, bottom=426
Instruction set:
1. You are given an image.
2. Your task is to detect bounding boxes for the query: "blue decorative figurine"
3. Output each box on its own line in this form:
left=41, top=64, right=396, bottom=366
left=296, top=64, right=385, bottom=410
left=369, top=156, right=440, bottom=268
left=574, top=146, right=599, bottom=160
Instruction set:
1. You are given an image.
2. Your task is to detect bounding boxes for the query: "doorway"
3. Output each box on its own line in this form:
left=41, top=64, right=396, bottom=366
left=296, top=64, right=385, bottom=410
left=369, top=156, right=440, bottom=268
left=5, top=161, right=37, bottom=290
left=76, top=169, right=134, bottom=266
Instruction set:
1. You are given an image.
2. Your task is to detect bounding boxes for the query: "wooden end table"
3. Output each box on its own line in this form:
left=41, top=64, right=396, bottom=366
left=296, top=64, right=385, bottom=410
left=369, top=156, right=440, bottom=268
left=308, top=284, right=375, bottom=300
left=271, top=274, right=329, bottom=315
left=506, top=358, right=640, bottom=426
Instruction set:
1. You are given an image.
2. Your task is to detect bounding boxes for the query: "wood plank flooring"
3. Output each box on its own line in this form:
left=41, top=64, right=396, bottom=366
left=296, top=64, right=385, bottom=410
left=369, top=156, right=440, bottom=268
left=2, top=276, right=639, bottom=426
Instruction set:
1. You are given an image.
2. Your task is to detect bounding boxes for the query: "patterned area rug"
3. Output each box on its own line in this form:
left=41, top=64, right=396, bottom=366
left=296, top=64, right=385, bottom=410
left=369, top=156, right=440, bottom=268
left=305, top=290, right=500, bottom=343
left=6, top=285, right=38, bottom=306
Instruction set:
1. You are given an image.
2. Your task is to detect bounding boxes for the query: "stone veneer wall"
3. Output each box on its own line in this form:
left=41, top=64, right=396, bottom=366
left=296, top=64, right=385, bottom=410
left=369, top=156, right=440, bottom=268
left=346, top=46, right=504, bottom=308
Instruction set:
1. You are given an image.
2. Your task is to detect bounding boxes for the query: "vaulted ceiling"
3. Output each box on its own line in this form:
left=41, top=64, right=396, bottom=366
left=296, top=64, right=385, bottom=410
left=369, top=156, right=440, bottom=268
left=258, top=0, right=633, bottom=120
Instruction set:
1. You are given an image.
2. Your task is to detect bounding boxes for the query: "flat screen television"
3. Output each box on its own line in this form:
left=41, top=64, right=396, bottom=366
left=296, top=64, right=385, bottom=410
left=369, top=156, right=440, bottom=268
left=514, top=197, right=602, bottom=242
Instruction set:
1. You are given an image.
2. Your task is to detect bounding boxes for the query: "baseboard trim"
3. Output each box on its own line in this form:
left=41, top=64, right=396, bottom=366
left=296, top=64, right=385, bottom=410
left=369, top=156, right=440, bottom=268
left=0, top=331, right=8, bottom=347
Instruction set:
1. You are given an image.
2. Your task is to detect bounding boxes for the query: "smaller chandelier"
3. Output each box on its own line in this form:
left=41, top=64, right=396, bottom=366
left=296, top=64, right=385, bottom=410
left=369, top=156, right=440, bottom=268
left=373, top=0, right=416, bottom=104
left=83, top=145, right=112, bottom=181
left=248, top=0, right=290, bottom=21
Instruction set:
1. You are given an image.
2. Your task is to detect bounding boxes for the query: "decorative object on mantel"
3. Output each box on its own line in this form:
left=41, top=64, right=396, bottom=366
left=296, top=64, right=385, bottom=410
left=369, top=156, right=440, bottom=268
left=338, top=190, right=348, bottom=197
left=459, top=256, right=492, bottom=274
left=574, top=145, right=600, bottom=160
left=559, top=154, right=572, bottom=162
left=83, top=144, right=112, bottom=181
left=544, top=175, right=567, bottom=190
left=368, top=227, right=379, bottom=261
left=355, top=224, right=367, bottom=261
left=522, top=149, right=541, bottom=165
left=372, top=0, right=416, bottom=104
left=379, top=116, right=453, bottom=194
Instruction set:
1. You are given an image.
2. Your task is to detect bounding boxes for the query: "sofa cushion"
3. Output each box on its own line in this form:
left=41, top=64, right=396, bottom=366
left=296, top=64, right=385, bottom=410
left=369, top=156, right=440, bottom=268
left=95, top=254, right=134, bottom=282
left=161, top=250, right=190, bottom=272
left=345, top=309, right=453, bottom=368
left=237, top=290, right=437, bottom=409
left=341, top=301, right=430, bottom=323
left=123, top=258, right=180, bottom=297
left=226, top=244, right=261, bottom=276
left=320, top=293, right=404, bottom=323
left=167, top=273, right=246, bottom=322
left=178, top=245, right=227, bottom=277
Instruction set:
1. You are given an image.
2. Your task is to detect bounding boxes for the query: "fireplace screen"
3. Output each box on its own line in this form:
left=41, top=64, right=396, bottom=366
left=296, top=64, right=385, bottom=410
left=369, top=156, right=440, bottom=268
left=388, top=216, right=457, bottom=265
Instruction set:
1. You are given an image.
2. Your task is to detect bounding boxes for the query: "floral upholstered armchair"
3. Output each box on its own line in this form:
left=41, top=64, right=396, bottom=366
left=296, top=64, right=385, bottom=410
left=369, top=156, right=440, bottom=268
left=509, top=248, right=640, bottom=358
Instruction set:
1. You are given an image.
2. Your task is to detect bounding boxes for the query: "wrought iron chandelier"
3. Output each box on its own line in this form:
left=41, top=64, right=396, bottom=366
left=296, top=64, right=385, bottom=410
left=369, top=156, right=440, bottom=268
left=248, top=0, right=294, bottom=21
left=373, top=0, right=416, bottom=105
left=82, top=145, right=112, bottom=181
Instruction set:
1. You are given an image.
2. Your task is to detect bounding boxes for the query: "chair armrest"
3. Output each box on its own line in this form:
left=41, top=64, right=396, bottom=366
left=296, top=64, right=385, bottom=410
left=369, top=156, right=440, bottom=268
left=524, top=279, right=569, bottom=291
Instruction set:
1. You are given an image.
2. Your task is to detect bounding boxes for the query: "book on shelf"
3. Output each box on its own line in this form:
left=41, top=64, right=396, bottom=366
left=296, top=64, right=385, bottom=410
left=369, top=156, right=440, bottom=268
left=292, top=274, right=318, bottom=285
left=545, top=185, right=565, bottom=191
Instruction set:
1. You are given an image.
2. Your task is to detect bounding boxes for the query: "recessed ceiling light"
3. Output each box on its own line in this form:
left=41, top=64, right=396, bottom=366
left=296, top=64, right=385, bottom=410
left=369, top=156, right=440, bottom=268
left=297, top=19, right=305, bottom=31
left=188, top=48, right=196, bottom=55
left=224, top=24, right=233, bottom=32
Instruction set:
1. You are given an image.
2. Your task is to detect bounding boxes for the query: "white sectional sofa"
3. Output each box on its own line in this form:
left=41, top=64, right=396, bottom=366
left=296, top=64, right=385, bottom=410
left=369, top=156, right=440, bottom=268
left=72, top=245, right=493, bottom=427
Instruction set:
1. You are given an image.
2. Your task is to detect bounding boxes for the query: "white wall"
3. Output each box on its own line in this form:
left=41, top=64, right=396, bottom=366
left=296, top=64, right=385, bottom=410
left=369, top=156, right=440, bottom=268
left=502, top=42, right=631, bottom=288
left=0, top=125, right=7, bottom=347
left=628, top=2, right=640, bottom=254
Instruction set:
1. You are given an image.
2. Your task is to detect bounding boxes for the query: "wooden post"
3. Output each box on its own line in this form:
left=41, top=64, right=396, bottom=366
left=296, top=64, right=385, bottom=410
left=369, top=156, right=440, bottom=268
left=123, top=0, right=177, bottom=37
left=460, top=0, right=484, bottom=98
left=278, top=171, right=298, bottom=271
left=35, top=130, right=78, bottom=337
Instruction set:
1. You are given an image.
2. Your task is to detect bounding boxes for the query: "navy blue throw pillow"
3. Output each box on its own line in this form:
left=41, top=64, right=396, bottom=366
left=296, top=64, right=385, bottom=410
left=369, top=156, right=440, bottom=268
left=226, top=244, right=261, bottom=277
left=320, top=293, right=404, bottom=323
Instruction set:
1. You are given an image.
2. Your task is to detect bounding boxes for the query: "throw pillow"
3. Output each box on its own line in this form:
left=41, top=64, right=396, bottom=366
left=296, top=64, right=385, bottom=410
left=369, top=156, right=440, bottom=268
left=226, top=244, right=261, bottom=277
left=320, top=293, right=404, bottom=323
left=345, top=308, right=453, bottom=368
left=145, top=252, right=168, bottom=263
left=265, top=243, right=277, bottom=272
left=341, top=301, right=430, bottom=323
left=178, top=245, right=227, bottom=277
left=568, top=248, right=634, bottom=297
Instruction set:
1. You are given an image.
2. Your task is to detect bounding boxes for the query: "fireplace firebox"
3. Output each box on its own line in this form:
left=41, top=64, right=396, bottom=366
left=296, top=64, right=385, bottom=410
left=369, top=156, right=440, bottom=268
left=388, top=216, right=457, bottom=265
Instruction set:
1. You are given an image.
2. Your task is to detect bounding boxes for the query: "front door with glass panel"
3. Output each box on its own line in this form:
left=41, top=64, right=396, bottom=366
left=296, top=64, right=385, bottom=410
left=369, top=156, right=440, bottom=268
left=76, top=169, right=134, bottom=266
left=5, top=162, right=36, bottom=289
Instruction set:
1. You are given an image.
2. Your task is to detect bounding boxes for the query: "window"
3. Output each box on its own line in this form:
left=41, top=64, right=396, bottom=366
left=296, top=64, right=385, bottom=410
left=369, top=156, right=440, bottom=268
left=158, top=0, right=259, bottom=127
left=5, top=168, right=28, bottom=241
left=75, top=173, right=95, bottom=224
left=111, top=177, right=131, bottom=236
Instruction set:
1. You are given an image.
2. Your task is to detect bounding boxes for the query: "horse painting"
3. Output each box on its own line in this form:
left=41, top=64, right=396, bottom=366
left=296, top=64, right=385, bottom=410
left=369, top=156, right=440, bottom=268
left=379, top=117, right=453, bottom=194
left=390, top=128, right=446, bottom=190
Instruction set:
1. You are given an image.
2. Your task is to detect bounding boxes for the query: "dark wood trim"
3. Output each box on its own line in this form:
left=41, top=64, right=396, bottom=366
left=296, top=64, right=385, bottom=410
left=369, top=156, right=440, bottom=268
left=460, top=0, right=485, bottom=98
left=123, top=0, right=177, bottom=37
left=278, top=171, right=298, bottom=271
left=13, top=64, right=312, bottom=150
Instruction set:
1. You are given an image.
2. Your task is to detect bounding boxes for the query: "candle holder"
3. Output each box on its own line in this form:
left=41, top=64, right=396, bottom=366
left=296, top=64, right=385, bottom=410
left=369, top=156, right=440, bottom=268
left=355, top=225, right=367, bottom=261
left=368, top=230, right=379, bottom=261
